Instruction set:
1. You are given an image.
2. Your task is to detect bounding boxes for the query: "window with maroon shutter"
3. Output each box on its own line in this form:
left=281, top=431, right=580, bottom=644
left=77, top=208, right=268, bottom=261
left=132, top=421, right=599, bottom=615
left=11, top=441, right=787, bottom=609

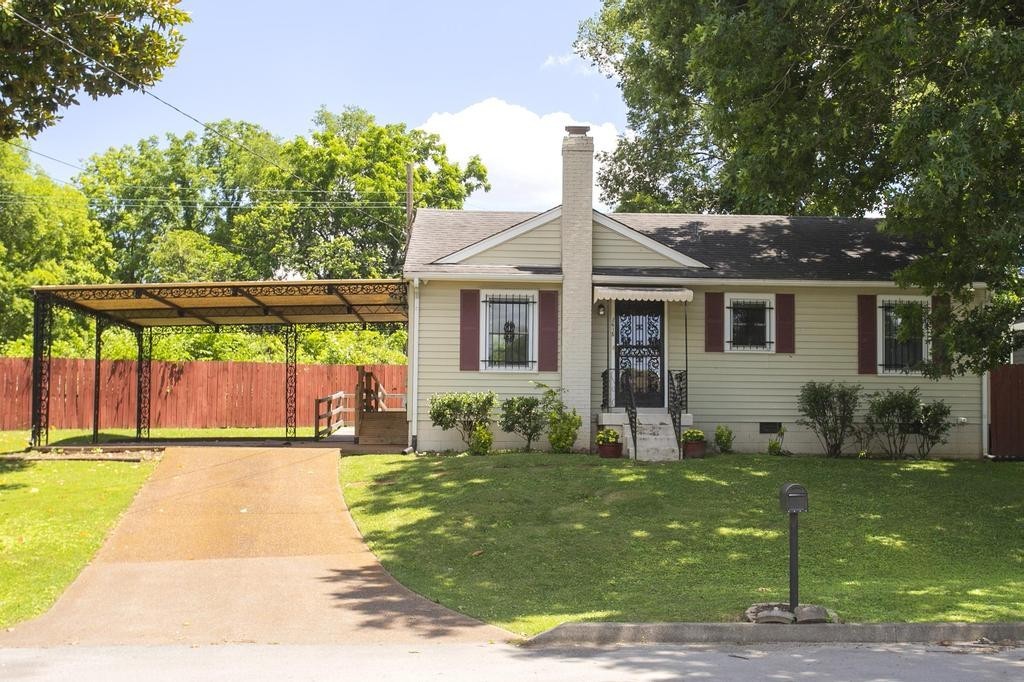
left=705, top=292, right=724, bottom=352
left=538, top=290, right=558, bottom=371
left=478, top=290, right=541, bottom=371
left=857, top=294, right=877, bottom=374
left=724, top=292, right=775, bottom=352
left=776, top=293, right=795, bottom=354
left=459, top=289, right=480, bottom=371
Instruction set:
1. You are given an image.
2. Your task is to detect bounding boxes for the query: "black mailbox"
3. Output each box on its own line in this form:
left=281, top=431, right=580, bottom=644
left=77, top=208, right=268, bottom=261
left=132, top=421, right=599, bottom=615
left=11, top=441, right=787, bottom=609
left=779, top=482, right=809, bottom=513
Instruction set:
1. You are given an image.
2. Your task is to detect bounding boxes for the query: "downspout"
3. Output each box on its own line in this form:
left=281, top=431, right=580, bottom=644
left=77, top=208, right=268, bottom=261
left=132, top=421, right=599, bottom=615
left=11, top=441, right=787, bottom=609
left=981, top=370, right=989, bottom=457
left=409, top=277, right=421, bottom=450
left=684, top=301, right=689, bottom=376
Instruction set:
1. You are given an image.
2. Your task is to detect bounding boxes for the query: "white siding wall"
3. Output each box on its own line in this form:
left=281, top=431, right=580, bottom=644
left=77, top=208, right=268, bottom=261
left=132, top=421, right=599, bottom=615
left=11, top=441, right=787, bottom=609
left=593, top=223, right=682, bottom=268
left=659, top=287, right=983, bottom=457
left=462, top=219, right=562, bottom=266
left=415, top=279, right=562, bottom=451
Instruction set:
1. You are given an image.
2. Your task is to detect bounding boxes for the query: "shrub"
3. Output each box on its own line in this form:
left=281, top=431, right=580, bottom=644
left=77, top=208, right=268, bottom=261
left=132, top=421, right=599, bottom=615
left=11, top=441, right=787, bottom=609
left=595, top=428, right=620, bottom=445
left=767, top=425, right=788, bottom=456
left=536, top=382, right=582, bottom=452
left=498, top=396, right=545, bottom=451
left=681, top=428, right=705, bottom=443
left=915, top=399, right=952, bottom=458
left=714, top=424, right=734, bottom=453
left=797, top=381, right=861, bottom=457
left=468, top=423, right=493, bottom=456
left=428, top=391, right=496, bottom=449
left=865, top=387, right=921, bottom=459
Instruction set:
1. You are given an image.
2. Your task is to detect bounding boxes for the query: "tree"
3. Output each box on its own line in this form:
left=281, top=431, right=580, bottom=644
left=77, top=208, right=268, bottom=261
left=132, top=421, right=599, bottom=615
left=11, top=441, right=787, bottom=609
left=0, top=0, right=190, bottom=138
left=144, top=229, right=244, bottom=282
left=236, top=106, right=489, bottom=279
left=0, top=142, right=112, bottom=351
left=77, top=121, right=279, bottom=281
left=578, top=1, right=1024, bottom=375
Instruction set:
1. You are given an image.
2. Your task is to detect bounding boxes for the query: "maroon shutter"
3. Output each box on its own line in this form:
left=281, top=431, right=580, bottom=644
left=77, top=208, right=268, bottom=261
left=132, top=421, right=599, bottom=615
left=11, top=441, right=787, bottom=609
left=459, top=289, right=480, bottom=371
left=776, top=293, right=795, bottom=353
left=857, top=294, right=877, bottom=375
left=538, top=290, right=558, bottom=372
left=705, top=292, right=724, bottom=352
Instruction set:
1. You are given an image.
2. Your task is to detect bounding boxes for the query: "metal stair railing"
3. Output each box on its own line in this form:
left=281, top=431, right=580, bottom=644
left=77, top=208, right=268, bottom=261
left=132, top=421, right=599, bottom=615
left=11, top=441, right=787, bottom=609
left=667, top=370, right=689, bottom=459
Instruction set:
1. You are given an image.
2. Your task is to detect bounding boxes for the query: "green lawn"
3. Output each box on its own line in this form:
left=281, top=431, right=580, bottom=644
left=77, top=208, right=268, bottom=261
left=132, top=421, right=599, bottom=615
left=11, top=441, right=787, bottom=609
left=0, top=427, right=301, bottom=455
left=0, top=458, right=154, bottom=627
left=340, top=453, right=1024, bottom=636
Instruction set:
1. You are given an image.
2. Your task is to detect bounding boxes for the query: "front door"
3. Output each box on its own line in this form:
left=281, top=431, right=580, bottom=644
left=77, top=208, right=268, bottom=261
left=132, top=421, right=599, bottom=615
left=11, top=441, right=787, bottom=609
left=615, top=300, right=665, bottom=408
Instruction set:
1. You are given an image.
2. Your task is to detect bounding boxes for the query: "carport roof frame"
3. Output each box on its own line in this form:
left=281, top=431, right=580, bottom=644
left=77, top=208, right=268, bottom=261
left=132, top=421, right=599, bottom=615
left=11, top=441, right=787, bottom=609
left=32, top=278, right=408, bottom=328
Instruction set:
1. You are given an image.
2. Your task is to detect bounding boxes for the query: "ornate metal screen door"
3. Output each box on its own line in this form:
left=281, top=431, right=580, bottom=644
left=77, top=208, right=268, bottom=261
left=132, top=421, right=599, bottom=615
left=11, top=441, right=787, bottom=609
left=615, top=300, right=665, bottom=407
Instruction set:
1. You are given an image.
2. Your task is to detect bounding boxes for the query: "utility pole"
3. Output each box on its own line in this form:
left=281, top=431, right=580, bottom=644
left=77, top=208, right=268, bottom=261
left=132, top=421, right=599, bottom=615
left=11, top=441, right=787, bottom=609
left=405, top=162, right=414, bottom=232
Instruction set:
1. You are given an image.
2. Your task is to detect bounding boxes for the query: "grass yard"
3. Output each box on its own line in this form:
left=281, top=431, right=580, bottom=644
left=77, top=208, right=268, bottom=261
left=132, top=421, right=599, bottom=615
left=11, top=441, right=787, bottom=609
left=341, top=453, right=1024, bottom=636
left=0, top=458, right=154, bottom=627
left=0, top=427, right=298, bottom=455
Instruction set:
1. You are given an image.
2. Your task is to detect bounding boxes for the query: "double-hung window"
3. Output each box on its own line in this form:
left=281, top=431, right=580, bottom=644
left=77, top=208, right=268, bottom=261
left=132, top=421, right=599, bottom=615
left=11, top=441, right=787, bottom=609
left=878, top=296, right=929, bottom=374
left=725, top=293, right=775, bottom=352
left=481, top=291, right=537, bottom=371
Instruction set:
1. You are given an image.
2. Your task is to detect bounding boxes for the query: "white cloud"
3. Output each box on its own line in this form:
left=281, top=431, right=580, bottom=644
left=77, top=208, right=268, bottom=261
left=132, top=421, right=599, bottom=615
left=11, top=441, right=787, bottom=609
left=541, top=52, right=598, bottom=77
left=420, top=97, right=618, bottom=211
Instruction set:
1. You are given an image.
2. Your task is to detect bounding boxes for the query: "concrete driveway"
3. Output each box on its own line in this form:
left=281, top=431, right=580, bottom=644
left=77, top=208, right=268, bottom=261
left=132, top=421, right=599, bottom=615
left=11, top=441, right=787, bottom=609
left=1, top=447, right=508, bottom=646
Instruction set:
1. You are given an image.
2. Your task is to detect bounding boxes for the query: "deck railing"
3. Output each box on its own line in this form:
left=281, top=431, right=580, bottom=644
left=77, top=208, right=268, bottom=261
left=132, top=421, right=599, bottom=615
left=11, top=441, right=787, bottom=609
left=314, top=390, right=351, bottom=440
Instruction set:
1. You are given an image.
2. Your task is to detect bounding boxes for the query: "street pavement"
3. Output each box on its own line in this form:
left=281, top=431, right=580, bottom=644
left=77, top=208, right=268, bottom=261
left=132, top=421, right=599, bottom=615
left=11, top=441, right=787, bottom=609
left=1, top=642, right=1022, bottom=681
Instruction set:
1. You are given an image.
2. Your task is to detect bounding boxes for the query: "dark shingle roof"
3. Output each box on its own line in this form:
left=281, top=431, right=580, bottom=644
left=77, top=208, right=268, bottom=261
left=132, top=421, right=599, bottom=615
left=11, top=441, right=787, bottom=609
left=404, top=208, right=919, bottom=281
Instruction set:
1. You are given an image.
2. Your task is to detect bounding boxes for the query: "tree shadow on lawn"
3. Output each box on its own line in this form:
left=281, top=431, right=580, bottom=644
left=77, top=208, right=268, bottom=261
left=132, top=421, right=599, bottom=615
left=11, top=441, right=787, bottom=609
left=0, top=457, right=33, bottom=491
left=341, top=453, right=1024, bottom=634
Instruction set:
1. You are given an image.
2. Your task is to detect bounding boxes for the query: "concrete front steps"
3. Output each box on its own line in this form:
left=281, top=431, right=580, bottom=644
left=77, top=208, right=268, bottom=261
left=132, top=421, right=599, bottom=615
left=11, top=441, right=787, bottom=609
left=598, top=410, right=693, bottom=462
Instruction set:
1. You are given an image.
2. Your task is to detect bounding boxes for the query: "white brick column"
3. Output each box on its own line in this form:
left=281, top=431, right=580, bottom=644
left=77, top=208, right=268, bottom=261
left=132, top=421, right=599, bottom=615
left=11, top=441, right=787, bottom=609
left=560, top=126, right=594, bottom=447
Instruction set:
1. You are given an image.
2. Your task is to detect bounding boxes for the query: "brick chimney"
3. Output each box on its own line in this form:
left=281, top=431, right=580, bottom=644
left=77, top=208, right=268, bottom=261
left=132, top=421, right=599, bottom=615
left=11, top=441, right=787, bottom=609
left=560, top=125, right=594, bottom=445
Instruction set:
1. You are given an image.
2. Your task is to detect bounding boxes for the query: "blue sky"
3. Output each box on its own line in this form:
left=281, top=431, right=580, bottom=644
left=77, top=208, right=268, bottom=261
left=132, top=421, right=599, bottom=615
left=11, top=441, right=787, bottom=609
left=30, top=1, right=626, bottom=209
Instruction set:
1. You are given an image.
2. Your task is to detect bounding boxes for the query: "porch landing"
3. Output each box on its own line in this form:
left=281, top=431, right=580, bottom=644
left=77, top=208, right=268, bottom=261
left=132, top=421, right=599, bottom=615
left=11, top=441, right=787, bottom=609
left=598, top=410, right=693, bottom=461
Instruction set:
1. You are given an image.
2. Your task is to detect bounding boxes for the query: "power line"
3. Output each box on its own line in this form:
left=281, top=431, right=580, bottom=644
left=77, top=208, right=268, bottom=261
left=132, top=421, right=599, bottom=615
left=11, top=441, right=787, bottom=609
left=3, top=139, right=416, bottom=202
left=9, top=8, right=419, bottom=227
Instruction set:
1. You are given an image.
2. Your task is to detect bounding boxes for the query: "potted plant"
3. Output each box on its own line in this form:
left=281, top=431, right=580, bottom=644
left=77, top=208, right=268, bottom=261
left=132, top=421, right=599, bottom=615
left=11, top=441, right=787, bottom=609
left=681, top=428, right=706, bottom=458
left=595, top=428, right=623, bottom=458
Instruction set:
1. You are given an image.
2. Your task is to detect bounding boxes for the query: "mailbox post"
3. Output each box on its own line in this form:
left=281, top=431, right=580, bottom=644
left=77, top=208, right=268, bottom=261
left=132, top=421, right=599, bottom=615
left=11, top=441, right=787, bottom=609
left=779, top=483, right=808, bottom=613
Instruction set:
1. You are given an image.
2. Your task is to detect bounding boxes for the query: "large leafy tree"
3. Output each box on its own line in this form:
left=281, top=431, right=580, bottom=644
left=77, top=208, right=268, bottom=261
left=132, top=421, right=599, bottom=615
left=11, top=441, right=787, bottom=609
left=579, top=1, right=1024, bottom=375
left=236, top=107, right=489, bottom=279
left=78, top=120, right=278, bottom=281
left=0, top=142, right=112, bottom=351
left=0, top=0, right=190, bottom=138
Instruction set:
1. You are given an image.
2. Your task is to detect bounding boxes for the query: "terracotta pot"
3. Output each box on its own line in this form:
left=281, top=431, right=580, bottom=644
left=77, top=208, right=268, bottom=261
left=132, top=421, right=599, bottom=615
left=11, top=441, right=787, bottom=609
left=683, top=440, right=706, bottom=459
left=597, top=442, right=623, bottom=458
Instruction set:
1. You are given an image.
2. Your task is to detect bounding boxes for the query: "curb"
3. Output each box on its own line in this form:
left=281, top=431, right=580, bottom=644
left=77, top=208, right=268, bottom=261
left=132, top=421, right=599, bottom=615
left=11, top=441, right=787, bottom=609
left=523, top=622, right=1024, bottom=647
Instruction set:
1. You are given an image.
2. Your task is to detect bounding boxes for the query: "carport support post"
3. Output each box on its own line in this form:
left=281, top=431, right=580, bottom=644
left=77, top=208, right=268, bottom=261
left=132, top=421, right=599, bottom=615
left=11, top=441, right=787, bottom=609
left=135, top=328, right=152, bottom=441
left=92, top=317, right=107, bottom=444
left=30, top=294, right=53, bottom=448
left=284, top=325, right=297, bottom=440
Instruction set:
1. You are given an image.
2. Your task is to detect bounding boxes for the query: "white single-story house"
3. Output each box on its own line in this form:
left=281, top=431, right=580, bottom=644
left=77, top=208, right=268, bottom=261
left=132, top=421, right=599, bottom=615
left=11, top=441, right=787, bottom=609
left=402, top=126, right=988, bottom=459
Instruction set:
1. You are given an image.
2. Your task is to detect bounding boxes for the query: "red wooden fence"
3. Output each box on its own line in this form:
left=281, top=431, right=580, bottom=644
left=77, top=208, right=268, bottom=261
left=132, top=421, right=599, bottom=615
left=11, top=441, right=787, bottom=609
left=990, top=364, right=1024, bottom=458
left=0, top=358, right=406, bottom=432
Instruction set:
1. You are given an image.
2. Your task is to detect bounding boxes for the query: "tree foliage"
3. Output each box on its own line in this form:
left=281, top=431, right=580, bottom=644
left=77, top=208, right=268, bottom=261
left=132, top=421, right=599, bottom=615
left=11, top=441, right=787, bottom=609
left=0, top=0, right=190, bottom=138
left=578, top=1, right=1024, bottom=374
left=0, top=143, right=112, bottom=351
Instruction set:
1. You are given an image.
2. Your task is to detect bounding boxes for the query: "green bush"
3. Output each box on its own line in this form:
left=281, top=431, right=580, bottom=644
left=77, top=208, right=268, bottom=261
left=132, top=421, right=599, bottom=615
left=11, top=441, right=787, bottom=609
left=865, top=387, right=921, bottom=459
left=797, top=381, right=861, bottom=457
left=468, top=423, right=493, bottom=456
left=428, top=391, right=496, bottom=449
left=498, top=396, right=545, bottom=451
left=536, top=382, right=581, bottom=452
left=767, top=425, right=788, bottom=456
left=916, top=399, right=952, bottom=458
left=713, top=424, right=734, bottom=453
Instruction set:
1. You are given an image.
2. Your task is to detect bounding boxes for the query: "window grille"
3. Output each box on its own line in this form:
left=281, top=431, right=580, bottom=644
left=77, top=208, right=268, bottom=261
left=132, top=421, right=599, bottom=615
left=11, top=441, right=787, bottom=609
left=879, top=300, right=927, bottom=373
left=727, top=299, right=774, bottom=350
left=482, top=294, right=536, bottom=369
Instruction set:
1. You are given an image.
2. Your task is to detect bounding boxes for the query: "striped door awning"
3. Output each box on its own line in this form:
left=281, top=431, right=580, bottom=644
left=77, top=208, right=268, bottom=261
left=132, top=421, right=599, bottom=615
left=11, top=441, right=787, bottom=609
left=592, top=286, right=694, bottom=304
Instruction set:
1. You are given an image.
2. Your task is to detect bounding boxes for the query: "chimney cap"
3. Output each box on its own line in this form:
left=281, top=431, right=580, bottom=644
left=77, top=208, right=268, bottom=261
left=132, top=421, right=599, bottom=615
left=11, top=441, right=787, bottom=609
left=565, top=125, right=591, bottom=136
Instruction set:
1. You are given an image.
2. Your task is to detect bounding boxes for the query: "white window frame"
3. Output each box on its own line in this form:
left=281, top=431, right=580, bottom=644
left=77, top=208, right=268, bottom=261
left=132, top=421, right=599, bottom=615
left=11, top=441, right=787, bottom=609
left=877, top=294, right=931, bottom=375
left=724, top=292, right=775, bottom=353
left=479, top=289, right=539, bottom=373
